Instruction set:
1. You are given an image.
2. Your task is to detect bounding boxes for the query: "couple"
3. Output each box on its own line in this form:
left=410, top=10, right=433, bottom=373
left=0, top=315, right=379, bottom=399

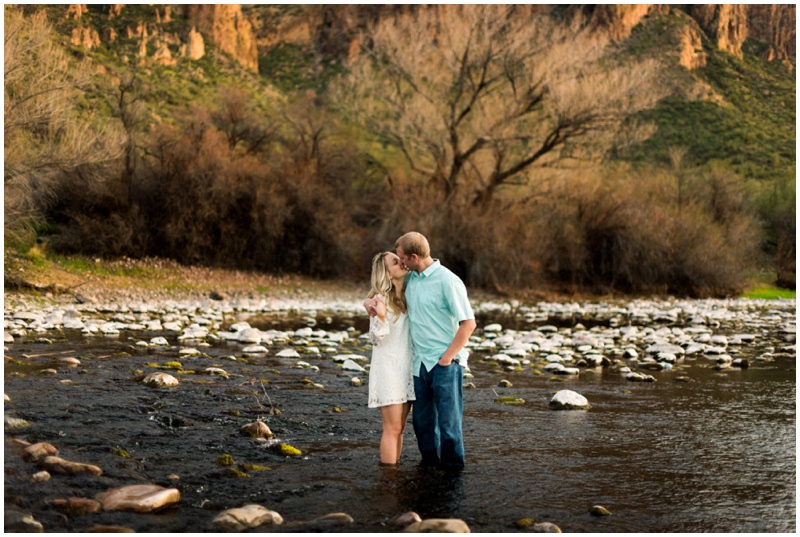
left=365, top=231, right=476, bottom=471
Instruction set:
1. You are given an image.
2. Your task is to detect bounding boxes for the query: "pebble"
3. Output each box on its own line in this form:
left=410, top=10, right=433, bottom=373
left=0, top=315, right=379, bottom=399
left=30, top=471, right=51, bottom=482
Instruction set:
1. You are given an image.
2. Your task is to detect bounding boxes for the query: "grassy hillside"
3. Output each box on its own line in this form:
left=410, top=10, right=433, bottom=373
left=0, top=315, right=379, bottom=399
left=606, top=10, right=794, bottom=179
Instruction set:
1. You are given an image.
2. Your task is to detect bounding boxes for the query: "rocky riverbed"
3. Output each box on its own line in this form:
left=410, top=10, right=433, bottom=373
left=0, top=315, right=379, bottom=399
left=4, top=291, right=796, bottom=532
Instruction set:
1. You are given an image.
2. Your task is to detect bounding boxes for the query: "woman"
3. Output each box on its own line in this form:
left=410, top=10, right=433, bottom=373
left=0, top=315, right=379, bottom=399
left=366, top=251, right=415, bottom=466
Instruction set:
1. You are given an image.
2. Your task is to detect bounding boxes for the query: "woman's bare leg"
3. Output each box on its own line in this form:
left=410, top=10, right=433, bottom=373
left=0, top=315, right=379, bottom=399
left=379, top=403, right=409, bottom=464
left=395, top=402, right=412, bottom=462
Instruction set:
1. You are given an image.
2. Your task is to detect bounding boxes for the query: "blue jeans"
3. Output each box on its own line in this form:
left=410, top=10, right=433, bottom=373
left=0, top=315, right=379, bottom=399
left=412, top=362, right=465, bottom=470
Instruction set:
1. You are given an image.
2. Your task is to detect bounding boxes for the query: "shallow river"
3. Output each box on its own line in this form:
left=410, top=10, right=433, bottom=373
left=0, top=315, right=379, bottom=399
left=4, top=298, right=796, bottom=532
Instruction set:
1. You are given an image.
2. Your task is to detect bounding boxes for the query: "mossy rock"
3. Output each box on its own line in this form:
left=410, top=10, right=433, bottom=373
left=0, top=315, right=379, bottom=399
left=162, top=361, right=182, bottom=368
left=226, top=467, right=249, bottom=478
left=273, top=443, right=302, bottom=456
left=495, top=396, right=525, bottom=405
left=515, top=517, right=534, bottom=528
left=239, top=464, right=271, bottom=472
left=217, top=454, right=235, bottom=466
left=111, top=447, right=130, bottom=458
left=590, top=505, right=612, bottom=516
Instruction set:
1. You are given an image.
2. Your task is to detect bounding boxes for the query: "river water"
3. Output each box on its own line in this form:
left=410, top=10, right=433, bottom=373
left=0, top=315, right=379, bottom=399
left=3, top=298, right=796, bottom=532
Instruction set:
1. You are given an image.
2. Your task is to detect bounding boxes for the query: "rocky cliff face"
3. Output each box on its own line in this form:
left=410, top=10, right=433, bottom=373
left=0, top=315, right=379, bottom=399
left=57, top=4, right=795, bottom=72
left=182, top=5, right=258, bottom=72
left=261, top=4, right=794, bottom=66
left=748, top=4, right=796, bottom=60
left=583, top=4, right=794, bottom=61
left=60, top=4, right=257, bottom=71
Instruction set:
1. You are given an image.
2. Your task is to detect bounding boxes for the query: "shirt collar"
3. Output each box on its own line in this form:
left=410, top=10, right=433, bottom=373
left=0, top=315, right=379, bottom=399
left=419, top=259, right=441, bottom=278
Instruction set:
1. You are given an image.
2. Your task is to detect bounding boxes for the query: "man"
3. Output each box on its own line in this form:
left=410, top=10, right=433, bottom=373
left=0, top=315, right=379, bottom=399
left=369, top=231, right=475, bottom=470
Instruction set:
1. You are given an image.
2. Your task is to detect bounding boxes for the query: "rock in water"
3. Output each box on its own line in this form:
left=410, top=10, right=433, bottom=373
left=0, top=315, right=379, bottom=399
left=96, top=484, right=179, bottom=512
left=589, top=505, right=612, bottom=516
left=22, top=442, right=59, bottom=462
left=85, top=525, right=136, bottom=533
left=50, top=497, right=102, bottom=515
left=392, top=512, right=422, bottom=527
left=402, top=519, right=471, bottom=532
left=533, top=522, right=562, bottom=532
left=38, top=456, right=102, bottom=476
left=548, top=390, right=591, bottom=410
left=142, top=372, right=179, bottom=388
left=4, top=508, right=44, bottom=532
left=240, top=420, right=273, bottom=438
left=211, top=504, right=283, bottom=531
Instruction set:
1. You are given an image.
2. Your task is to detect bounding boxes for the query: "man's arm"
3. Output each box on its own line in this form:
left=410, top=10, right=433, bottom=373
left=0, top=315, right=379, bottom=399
left=437, top=319, right=476, bottom=366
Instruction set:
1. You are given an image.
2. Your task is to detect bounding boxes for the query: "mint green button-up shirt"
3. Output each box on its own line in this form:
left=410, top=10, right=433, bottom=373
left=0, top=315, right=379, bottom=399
left=405, top=260, right=475, bottom=375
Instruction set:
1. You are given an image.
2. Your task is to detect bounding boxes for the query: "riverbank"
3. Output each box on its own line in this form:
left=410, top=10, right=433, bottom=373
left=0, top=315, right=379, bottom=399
left=3, top=249, right=794, bottom=309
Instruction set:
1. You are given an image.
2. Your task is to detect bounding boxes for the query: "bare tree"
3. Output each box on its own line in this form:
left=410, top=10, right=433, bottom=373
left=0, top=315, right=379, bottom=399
left=4, top=7, right=123, bottom=242
left=336, top=5, right=666, bottom=210
left=211, top=85, right=279, bottom=155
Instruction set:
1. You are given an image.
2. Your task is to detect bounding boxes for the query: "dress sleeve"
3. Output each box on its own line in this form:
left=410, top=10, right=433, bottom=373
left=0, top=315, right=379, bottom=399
left=369, top=294, right=390, bottom=346
left=369, top=315, right=390, bottom=346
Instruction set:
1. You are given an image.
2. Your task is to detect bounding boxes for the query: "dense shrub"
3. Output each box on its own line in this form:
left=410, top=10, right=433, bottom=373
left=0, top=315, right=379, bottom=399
left=49, top=100, right=376, bottom=279
left=369, top=163, right=760, bottom=297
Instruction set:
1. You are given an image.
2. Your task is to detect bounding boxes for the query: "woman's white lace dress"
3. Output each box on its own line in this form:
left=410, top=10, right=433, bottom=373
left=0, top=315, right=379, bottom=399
left=368, top=295, right=416, bottom=408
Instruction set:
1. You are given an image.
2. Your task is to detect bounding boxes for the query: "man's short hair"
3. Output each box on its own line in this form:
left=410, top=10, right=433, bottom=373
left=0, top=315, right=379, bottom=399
left=396, top=231, right=430, bottom=258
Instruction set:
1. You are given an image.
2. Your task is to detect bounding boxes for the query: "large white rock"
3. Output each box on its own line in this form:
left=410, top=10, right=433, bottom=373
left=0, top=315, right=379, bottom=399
left=333, top=354, right=367, bottom=363
left=402, top=519, right=470, bottom=533
left=341, top=359, right=366, bottom=372
left=645, top=344, right=684, bottom=355
left=96, top=484, right=180, bottom=512
left=242, top=345, right=268, bottom=354
left=211, top=504, right=284, bottom=531
left=142, top=372, right=179, bottom=388
left=237, top=328, right=263, bottom=343
left=549, top=390, right=590, bottom=410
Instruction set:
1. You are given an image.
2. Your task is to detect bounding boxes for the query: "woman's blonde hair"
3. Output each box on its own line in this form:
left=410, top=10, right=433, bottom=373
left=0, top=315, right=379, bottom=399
left=368, top=252, right=407, bottom=315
